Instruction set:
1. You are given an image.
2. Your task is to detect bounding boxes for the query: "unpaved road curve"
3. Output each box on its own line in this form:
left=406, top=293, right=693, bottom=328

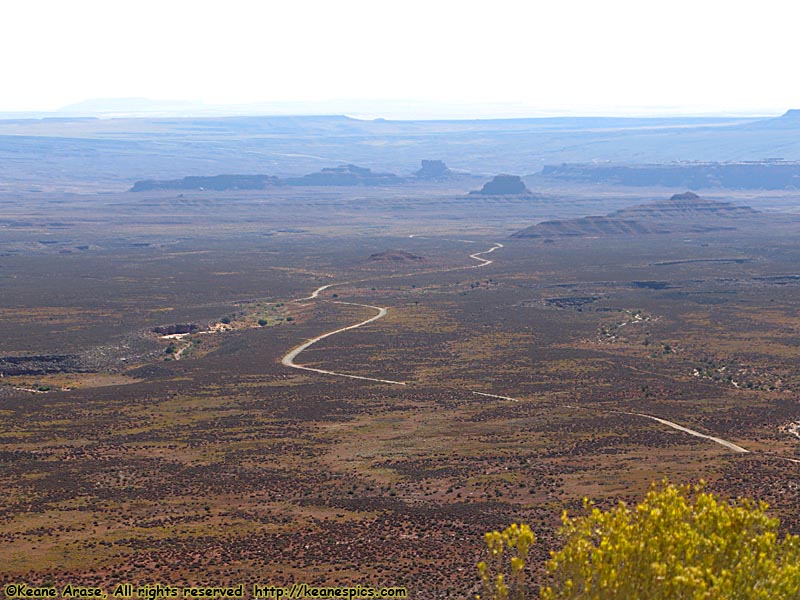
left=296, top=283, right=336, bottom=302
left=469, top=243, right=503, bottom=266
left=282, top=242, right=502, bottom=382
left=279, top=240, right=800, bottom=460
left=281, top=301, right=406, bottom=385
left=294, top=242, right=504, bottom=302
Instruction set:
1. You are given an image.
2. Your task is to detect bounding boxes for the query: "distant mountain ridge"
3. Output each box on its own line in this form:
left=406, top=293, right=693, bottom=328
left=539, top=161, right=800, bottom=189
left=6, top=97, right=781, bottom=120
left=4, top=110, right=800, bottom=192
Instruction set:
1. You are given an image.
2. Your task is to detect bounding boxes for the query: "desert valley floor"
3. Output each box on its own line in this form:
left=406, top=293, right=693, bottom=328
left=1, top=185, right=799, bottom=597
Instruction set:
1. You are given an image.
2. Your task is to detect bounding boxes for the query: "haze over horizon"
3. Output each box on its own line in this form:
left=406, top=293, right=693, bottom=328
left=5, top=96, right=789, bottom=121
left=3, top=0, right=799, bottom=119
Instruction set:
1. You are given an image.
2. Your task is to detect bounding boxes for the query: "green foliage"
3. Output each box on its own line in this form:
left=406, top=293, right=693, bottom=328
left=478, top=482, right=800, bottom=600
left=542, top=482, right=800, bottom=599
left=257, top=318, right=268, bottom=326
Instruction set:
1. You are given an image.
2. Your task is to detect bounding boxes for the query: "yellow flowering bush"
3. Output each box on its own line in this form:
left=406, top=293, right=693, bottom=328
left=478, top=482, right=800, bottom=599
left=477, top=523, right=536, bottom=600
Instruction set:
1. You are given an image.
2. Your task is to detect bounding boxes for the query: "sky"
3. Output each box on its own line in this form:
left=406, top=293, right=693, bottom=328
left=1, top=0, right=798, bottom=118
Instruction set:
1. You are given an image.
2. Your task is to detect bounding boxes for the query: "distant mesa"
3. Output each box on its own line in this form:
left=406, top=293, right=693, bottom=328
left=470, top=174, right=531, bottom=195
left=369, top=250, right=424, bottom=262
left=512, top=192, right=759, bottom=239
left=756, top=109, right=800, bottom=132
left=130, top=164, right=399, bottom=191
left=130, top=161, right=469, bottom=192
left=670, top=191, right=700, bottom=201
left=284, top=164, right=399, bottom=186
left=415, top=160, right=453, bottom=180
left=131, top=174, right=278, bottom=192
left=512, top=216, right=662, bottom=239
left=609, top=191, right=758, bottom=220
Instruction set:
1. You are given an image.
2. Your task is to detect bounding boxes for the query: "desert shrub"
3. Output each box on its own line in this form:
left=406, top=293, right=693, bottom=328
left=477, top=482, right=800, bottom=600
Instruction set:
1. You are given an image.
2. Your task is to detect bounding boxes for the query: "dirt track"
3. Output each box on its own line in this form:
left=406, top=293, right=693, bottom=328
left=278, top=240, right=800, bottom=459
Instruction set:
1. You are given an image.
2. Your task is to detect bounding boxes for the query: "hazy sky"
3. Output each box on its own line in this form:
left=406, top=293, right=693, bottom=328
left=2, top=0, right=797, bottom=116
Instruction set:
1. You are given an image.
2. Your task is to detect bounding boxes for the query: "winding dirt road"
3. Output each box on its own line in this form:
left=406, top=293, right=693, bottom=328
left=279, top=239, right=800, bottom=461
left=283, top=241, right=502, bottom=382
left=296, top=283, right=336, bottom=302
left=468, top=242, right=503, bottom=266
left=281, top=301, right=405, bottom=385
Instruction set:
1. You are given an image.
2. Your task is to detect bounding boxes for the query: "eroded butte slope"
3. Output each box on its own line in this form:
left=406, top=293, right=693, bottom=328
left=512, top=192, right=765, bottom=239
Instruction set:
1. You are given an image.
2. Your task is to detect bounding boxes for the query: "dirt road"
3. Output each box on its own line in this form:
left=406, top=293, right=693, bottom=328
left=279, top=240, right=798, bottom=458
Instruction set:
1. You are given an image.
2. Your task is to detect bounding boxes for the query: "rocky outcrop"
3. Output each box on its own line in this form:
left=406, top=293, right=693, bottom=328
left=415, top=160, right=452, bottom=180
left=284, top=164, right=399, bottom=186
left=131, top=174, right=279, bottom=192
left=470, top=174, right=530, bottom=195
left=153, top=324, right=199, bottom=336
